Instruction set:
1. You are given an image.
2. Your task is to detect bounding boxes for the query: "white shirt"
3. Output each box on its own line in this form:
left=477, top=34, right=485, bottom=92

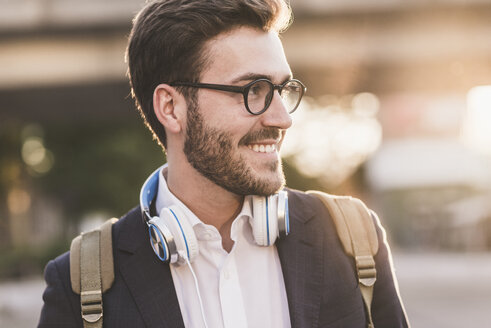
left=155, top=167, right=291, bottom=328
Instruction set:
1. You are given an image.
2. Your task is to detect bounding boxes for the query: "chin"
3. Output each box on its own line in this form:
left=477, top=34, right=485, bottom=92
left=249, top=163, right=286, bottom=196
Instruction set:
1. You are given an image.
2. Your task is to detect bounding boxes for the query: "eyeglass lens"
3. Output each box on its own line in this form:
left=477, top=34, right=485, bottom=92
left=246, top=80, right=303, bottom=114
left=281, top=80, right=303, bottom=113
left=246, top=80, right=273, bottom=114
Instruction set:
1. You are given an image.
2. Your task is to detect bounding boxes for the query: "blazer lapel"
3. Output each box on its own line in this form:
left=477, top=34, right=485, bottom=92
left=277, top=191, right=324, bottom=328
left=116, top=209, right=185, bottom=328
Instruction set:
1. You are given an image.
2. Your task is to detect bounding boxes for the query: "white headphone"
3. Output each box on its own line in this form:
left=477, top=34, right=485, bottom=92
left=140, top=166, right=290, bottom=265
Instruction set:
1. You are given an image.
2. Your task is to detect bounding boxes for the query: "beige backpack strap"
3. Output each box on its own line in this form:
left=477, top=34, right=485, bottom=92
left=308, top=191, right=378, bottom=328
left=69, top=218, right=118, bottom=328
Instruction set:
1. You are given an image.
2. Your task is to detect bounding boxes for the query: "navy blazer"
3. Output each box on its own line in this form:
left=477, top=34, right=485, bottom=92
left=38, top=189, right=409, bottom=327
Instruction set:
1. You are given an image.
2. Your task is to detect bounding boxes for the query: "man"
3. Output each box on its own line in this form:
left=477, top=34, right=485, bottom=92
left=38, top=0, right=409, bottom=327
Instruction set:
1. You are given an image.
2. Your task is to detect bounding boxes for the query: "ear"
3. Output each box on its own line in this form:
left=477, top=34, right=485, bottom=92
left=153, top=84, right=186, bottom=134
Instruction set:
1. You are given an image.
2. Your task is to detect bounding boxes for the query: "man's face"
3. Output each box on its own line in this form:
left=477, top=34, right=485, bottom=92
left=184, top=26, right=293, bottom=196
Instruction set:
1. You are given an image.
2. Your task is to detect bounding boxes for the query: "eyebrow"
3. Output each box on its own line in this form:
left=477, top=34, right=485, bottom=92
left=230, top=72, right=293, bottom=85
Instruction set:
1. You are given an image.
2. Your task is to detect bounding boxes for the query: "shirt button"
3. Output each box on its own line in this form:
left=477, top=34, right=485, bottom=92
left=223, top=270, right=230, bottom=280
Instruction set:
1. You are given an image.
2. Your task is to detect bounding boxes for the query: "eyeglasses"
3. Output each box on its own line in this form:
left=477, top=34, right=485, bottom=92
left=170, top=78, right=306, bottom=115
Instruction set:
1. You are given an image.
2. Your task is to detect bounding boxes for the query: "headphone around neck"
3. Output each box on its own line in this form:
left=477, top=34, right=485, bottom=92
left=140, top=166, right=290, bottom=265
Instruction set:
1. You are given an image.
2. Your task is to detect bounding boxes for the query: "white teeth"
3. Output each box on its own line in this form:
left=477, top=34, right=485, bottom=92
left=248, top=144, right=276, bottom=153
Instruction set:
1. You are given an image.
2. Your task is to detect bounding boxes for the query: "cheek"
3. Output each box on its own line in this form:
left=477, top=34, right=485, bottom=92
left=204, top=113, right=254, bottom=140
left=199, top=91, right=248, bottom=119
left=197, top=93, right=260, bottom=142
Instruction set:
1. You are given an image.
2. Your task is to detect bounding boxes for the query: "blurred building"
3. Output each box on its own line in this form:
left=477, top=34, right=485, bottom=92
left=1, top=0, right=491, bottom=256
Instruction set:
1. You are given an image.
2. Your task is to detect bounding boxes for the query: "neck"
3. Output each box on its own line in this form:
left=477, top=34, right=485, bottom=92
left=166, top=157, right=243, bottom=236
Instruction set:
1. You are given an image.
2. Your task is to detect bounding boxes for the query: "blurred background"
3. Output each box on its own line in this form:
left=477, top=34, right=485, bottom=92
left=1, top=0, right=491, bottom=326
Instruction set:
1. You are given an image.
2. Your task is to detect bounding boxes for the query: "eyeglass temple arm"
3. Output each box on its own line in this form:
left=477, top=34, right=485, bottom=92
left=170, top=82, right=245, bottom=94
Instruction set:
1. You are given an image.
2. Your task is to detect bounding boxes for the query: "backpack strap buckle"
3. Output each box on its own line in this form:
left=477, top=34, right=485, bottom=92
left=356, top=255, right=377, bottom=287
left=81, top=290, right=103, bottom=323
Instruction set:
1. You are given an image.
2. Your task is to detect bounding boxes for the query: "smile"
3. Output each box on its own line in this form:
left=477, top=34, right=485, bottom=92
left=247, top=143, right=277, bottom=153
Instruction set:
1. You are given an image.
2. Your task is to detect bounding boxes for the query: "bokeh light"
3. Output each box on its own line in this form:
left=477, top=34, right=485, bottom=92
left=20, top=125, right=55, bottom=176
left=282, top=93, right=382, bottom=187
left=462, top=85, right=491, bottom=156
left=7, top=188, right=31, bottom=215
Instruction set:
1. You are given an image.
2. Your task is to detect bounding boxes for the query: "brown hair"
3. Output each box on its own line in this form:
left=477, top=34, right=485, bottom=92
left=126, top=0, right=292, bottom=149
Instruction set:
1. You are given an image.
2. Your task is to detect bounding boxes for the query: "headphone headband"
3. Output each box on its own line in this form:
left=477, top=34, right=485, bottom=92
left=140, top=166, right=162, bottom=223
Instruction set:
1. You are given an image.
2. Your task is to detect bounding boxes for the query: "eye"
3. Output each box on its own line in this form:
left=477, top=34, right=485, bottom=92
left=245, top=80, right=274, bottom=114
left=247, top=80, right=271, bottom=100
left=248, top=83, right=263, bottom=97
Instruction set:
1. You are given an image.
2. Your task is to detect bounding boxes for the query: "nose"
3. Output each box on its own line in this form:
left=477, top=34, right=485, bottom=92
left=260, top=91, right=293, bottom=130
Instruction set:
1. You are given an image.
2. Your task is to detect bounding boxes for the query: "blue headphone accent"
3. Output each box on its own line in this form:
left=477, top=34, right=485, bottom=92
left=265, top=197, right=270, bottom=246
left=285, top=201, right=290, bottom=235
left=149, top=224, right=168, bottom=261
left=140, top=167, right=160, bottom=223
left=169, top=208, right=190, bottom=260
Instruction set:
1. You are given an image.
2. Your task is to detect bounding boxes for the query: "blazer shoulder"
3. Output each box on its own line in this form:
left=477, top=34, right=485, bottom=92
left=112, top=206, right=142, bottom=238
left=39, top=251, right=81, bottom=327
left=286, top=188, right=328, bottom=210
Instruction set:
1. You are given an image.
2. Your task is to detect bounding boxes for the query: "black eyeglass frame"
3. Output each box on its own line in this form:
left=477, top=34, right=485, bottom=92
left=170, top=78, right=306, bottom=115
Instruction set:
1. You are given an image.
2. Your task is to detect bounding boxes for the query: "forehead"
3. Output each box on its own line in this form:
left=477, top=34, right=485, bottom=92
left=201, top=26, right=292, bottom=84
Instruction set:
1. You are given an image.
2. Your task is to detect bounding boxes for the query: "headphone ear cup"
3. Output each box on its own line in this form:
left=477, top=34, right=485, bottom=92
left=148, top=215, right=177, bottom=263
left=251, top=195, right=279, bottom=246
left=160, top=206, right=199, bottom=265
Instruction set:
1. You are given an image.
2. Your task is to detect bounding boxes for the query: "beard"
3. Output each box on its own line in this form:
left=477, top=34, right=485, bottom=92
left=183, top=100, right=285, bottom=196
